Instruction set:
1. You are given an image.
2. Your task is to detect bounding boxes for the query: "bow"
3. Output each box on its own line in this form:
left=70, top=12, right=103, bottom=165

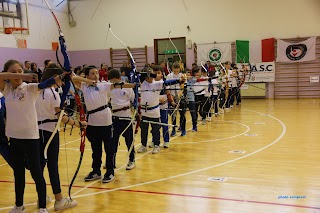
left=108, top=24, right=140, bottom=160
left=168, top=31, right=184, bottom=72
left=168, top=31, right=187, bottom=123
left=43, top=0, right=86, bottom=200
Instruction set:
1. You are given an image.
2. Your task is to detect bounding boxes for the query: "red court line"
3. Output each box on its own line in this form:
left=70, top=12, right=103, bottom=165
left=1, top=180, right=319, bottom=210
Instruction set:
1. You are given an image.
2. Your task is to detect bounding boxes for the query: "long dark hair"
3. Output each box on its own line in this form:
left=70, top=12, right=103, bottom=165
left=3, top=60, right=22, bottom=72
left=41, top=63, right=63, bottom=82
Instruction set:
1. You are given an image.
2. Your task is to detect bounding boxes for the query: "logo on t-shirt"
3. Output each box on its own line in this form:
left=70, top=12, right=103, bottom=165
left=17, top=93, right=26, bottom=101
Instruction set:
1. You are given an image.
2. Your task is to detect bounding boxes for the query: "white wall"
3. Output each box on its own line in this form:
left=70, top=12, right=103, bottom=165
left=66, top=0, right=320, bottom=50
left=0, top=0, right=69, bottom=50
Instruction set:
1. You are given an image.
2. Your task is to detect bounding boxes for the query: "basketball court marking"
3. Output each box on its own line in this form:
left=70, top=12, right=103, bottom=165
left=64, top=111, right=286, bottom=200
left=0, top=111, right=286, bottom=211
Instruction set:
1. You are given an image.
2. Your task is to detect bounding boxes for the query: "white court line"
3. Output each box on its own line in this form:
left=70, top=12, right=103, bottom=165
left=0, top=163, right=8, bottom=167
left=68, top=121, right=193, bottom=199
left=0, top=112, right=284, bottom=211
left=173, top=121, right=250, bottom=145
left=67, top=112, right=287, bottom=199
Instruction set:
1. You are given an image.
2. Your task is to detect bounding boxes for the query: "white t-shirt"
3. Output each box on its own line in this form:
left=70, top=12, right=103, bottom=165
left=211, top=79, right=219, bottom=95
left=140, top=80, right=163, bottom=118
left=80, top=82, right=112, bottom=126
left=0, top=92, right=3, bottom=109
left=110, top=88, right=134, bottom=117
left=36, top=87, right=61, bottom=133
left=231, top=70, right=238, bottom=88
left=194, top=80, right=206, bottom=96
left=166, top=72, right=182, bottom=97
left=2, top=82, right=40, bottom=139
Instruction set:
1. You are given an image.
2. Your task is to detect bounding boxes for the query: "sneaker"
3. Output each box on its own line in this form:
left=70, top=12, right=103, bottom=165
left=152, top=145, right=160, bottom=154
left=39, top=209, right=48, bottom=213
left=177, top=126, right=181, bottom=132
left=192, top=126, right=197, bottom=132
left=170, top=130, right=176, bottom=137
left=102, top=173, right=115, bottom=183
left=126, top=161, right=136, bottom=170
left=220, top=109, right=224, bottom=114
left=37, top=195, right=52, bottom=209
left=202, top=119, right=206, bottom=125
left=163, top=142, right=169, bottom=148
left=9, top=206, right=25, bottom=213
left=137, top=145, right=147, bottom=153
left=230, top=105, right=234, bottom=108
left=215, top=113, right=218, bottom=117
left=207, top=117, right=212, bottom=122
left=181, top=130, right=186, bottom=136
left=148, top=142, right=154, bottom=148
left=54, top=198, right=77, bottom=211
left=84, top=171, right=102, bottom=181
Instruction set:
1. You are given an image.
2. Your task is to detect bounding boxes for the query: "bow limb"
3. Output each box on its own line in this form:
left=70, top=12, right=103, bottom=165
left=108, top=24, right=140, bottom=162
left=68, top=86, right=86, bottom=198
left=44, top=0, right=85, bottom=200
left=168, top=31, right=184, bottom=72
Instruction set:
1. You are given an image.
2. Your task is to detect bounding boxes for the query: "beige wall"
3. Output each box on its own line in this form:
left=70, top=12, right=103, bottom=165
left=66, top=0, right=320, bottom=50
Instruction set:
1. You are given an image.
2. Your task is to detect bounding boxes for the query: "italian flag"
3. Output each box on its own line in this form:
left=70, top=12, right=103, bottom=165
left=236, top=38, right=275, bottom=63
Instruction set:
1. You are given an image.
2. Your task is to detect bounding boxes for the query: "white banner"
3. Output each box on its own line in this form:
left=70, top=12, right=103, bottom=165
left=276, top=37, right=316, bottom=63
left=237, top=62, right=275, bottom=82
left=196, top=43, right=232, bottom=64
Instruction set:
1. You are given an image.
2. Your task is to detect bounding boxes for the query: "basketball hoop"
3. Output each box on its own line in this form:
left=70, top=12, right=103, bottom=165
left=4, top=27, right=29, bottom=48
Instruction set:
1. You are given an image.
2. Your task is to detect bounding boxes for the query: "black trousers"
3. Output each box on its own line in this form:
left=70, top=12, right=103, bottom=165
left=229, top=87, right=237, bottom=106
left=236, top=88, right=241, bottom=104
left=39, top=130, right=61, bottom=194
left=86, top=125, right=115, bottom=175
left=140, top=116, right=160, bottom=146
left=10, top=138, right=47, bottom=208
left=188, top=101, right=197, bottom=128
left=112, top=117, right=135, bottom=164
left=195, top=94, right=205, bottom=120
left=171, top=100, right=187, bottom=131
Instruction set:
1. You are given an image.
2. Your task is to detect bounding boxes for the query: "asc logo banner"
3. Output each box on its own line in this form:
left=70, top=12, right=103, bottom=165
left=237, top=62, right=275, bottom=82
left=277, top=37, right=316, bottom=63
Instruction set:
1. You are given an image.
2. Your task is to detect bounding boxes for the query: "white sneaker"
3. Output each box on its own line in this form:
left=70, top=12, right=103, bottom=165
left=207, top=117, right=212, bottom=122
left=37, top=195, right=52, bottom=209
left=148, top=142, right=154, bottom=148
left=163, top=142, right=169, bottom=148
left=137, top=145, right=147, bottom=153
left=8, top=206, right=25, bottom=213
left=215, top=113, right=218, bottom=117
left=202, top=119, right=206, bottom=125
left=152, top=145, right=160, bottom=154
left=126, top=161, right=136, bottom=170
left=38, top=208, right=48, bottom=213
left=54, top=198, right=77, bottom=211
left=220, top=109, right=224, bottom=114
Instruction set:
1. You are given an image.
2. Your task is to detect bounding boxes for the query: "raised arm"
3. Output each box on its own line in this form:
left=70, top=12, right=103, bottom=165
left=0, top=73, right=35, bottom=91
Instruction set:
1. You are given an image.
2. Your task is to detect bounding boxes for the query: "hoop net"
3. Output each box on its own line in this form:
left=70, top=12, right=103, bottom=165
left=4, top=27, right=29, bottom=49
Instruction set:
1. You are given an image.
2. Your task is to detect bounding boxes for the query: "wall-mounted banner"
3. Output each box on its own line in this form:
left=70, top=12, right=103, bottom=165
left=277, top=37, right=316, bottom=63
left=237, top=62, right=275, bottom=82
left=196, top=43, right=232, bottom=64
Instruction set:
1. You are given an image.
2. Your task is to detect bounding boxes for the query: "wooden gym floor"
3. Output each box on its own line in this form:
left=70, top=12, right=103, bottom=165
left=0, top=99, right=319, bottom=213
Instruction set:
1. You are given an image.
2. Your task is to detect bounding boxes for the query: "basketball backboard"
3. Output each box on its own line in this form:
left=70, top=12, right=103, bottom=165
left=0, top=0, right=29, bottom=34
